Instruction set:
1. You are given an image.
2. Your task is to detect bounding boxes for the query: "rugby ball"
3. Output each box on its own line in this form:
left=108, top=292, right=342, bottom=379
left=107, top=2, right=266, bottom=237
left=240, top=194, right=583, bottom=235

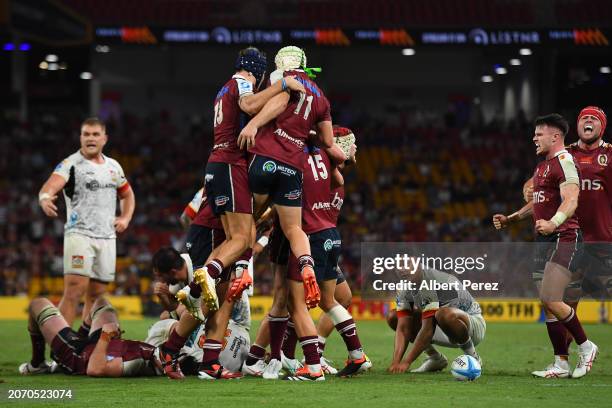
left=451, top=355, right=481, bottom=381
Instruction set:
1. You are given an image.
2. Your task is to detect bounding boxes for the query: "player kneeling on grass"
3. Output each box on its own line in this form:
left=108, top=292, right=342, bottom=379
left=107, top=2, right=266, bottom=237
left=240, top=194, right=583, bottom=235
left=20, top=297, right=162, bottom=377
left=386, top=268, right=485, bottom=374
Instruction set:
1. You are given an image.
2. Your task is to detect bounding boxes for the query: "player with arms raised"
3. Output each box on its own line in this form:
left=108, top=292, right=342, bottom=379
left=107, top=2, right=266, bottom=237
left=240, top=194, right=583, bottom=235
left=493, top=114, right=599, bottom=378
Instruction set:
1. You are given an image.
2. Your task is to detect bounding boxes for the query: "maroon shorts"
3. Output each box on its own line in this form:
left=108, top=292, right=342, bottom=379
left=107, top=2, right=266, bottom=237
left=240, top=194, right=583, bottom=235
left=205, top=162, right=252, bottom=215
left=51, top=327, right=94, bottom=375
left=534, top=229, right=583, bottom=279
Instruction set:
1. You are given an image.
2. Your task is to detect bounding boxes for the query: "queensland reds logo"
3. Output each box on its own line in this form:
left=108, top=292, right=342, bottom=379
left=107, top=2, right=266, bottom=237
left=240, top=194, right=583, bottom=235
left=598, top=154, right=608, bottom=166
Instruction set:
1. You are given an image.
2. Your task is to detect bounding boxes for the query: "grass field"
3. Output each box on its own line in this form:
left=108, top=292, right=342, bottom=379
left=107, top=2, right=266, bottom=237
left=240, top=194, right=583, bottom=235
left=0, top=320, right=610, bottom=407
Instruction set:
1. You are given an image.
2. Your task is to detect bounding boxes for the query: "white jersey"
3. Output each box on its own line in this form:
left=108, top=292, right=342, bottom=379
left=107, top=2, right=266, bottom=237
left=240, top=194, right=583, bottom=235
left=396, top=269, right=482, bottom=317
left=53, top=151, right=129, bottom=239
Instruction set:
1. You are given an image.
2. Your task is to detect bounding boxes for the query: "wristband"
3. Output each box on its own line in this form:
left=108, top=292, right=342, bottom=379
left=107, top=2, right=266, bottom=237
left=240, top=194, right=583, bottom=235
left=39, top=192, right=51, bottom=203
left=550, top=211, right=568, bottom=228
left=281, top=78, right=288, bottom=92
left=507, top=212, right=520, bottom=223
left=257, top=235, right=269, bottom=248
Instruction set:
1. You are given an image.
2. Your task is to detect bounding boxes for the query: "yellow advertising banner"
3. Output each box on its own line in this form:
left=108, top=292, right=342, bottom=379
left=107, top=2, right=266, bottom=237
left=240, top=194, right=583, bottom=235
left=0, top=296, right=142, bottom=320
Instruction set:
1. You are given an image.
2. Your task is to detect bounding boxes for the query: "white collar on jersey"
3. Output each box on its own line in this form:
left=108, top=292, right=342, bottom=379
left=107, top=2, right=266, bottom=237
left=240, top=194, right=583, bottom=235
left=553, top=149, right=569, bottom=158
left=232, top=74, right=248, bottom=80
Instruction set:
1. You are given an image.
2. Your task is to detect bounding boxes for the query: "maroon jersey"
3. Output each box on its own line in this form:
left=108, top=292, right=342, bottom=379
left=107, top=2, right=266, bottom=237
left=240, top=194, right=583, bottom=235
left=567, top=141, right=612, bottom=241
left=532, top=150, right=580, bottom=233
left=250, top=70, right=332, bottom=169
left=328, top=185, right=345, bottom=226
left=208, top=75, right=253, bottom=166
left=302, top=149, right=336, bottom=234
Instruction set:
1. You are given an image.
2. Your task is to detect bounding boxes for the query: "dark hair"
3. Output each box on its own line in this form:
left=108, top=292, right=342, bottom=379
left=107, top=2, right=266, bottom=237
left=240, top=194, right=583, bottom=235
left=152, top=247, right=184, bottom=276
left=81, top=117, right=106, bottom=132
left=534, top=113, right=569, bottom=137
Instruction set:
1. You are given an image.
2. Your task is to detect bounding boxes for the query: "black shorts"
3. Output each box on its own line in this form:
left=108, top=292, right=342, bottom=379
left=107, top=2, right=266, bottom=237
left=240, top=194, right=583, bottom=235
left=205, top=162, right=252, bottom=216
left=336, top=264, right=346, bottom=284
left=533, top=229, right=583, bottom=282
left=248, top=155, right=303, bottom=207
left=287, top=228, right=342, bottom=282
left=184, top=224, right=226, bottom=268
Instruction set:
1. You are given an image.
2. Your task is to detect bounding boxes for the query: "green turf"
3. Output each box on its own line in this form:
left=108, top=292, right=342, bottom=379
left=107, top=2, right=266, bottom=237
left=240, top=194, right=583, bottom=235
left=0, top=320, right=610, bottom=407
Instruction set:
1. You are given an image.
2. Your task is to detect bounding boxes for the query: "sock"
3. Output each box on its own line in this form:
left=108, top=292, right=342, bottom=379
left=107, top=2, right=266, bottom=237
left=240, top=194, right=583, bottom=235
left=77, top=321, right=91, bottom=338
left=206, top=259, right=224, bottom=279
left=561, top=309, right=588, bottom=346
left=269, top=314, right=289, bottom=360
left=282, top=321, right=298, bottom=359
left=317, top=335, right=326, bottom=357
left=162, top=329, right=187, bottom=354
left=554, top=355, right=569, bottom=370
left=246, top=344, right=266, bottom=366
left=328, top=305, right=364, bottom=359
left=300, top=336, right=320, bottom=368
left=425, top=345, right=442, bottom=358
left=188, top=281, right=202, bottom=298
left=202, top=339, right=223, bottom=365
left=546, top=318, right=569, bottom=357
left=29, top=331, right=46, bottom=367
left=460, top=338, right=477, bottom=358
left=297, top=255, right=314, bottom=273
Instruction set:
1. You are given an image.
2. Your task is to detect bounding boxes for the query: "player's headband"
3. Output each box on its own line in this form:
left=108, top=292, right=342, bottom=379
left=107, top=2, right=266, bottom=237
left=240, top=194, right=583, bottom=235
left=578, top=106, right=607, bottom=137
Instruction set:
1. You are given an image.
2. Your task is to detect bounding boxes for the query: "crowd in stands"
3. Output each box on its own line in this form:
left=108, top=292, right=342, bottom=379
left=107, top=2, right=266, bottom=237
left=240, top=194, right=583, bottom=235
left=0, top=104, right=536, bottom=299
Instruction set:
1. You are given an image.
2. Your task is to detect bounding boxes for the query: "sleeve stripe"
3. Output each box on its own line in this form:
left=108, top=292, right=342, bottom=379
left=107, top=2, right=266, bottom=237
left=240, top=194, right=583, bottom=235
left=422, top=309, right=438, bottom=320
left=184, top=205, right=197, bottom=220
left=117, top=182, right=130, bottom=194
left=397, top=309, right=412, bottom=318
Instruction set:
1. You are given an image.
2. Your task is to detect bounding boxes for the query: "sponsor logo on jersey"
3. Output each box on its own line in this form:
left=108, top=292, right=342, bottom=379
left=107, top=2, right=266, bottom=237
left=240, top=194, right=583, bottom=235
left=598, top=154, right=608, bottom=166
left=71, top=255, right=84, bottom=269
left=205, top=173, right=214, bottom=182
left=262, top=160, right=277, bottom=173
left=582, top=179, right=603, bottom=191
left=273, top=128, right=305, bottom=148
left=277, top=165, right=297, bottom=176
left=215, top=195, right=230, bottom=207
left=284, top=189, right=302, bottom=200
left=312, top=201, right=331, bottom=210
left=323, top=239, right=333, bottom=251
left=331, top=192, right=344, bottom=210
left=85, top=179, right=115, bottom=191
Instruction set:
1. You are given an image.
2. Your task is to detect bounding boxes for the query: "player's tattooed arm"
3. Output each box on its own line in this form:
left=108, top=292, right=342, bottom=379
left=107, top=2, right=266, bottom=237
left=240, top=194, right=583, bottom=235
left=535, top=183, right=579, bottom=236
left=400, top=316, right=436, bottom=372
left=238, top=92, right=291, bottom=150
left=86, top=323, right=123, bottom=377
left=38, top=173, right=67, bottom=217
left=388, top=315, right=414, bottom=373
left=239, top=76, right=305, bottom=116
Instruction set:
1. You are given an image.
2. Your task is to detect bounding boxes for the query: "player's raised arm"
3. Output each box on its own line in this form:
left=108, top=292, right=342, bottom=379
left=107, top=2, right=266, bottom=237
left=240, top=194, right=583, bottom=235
left=237, top=92, right=291, bottom=150
left=239, top=75, right=305, bottom=116
left=86, top=323, right=123, bottom=377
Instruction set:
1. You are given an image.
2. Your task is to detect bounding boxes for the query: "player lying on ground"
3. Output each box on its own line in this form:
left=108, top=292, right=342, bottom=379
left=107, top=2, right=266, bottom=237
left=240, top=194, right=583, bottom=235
left=386, top=268, right=486, bottom=374
left=152, top=247, right=246, bottom=379
left=493, top=113, right=599, bottom=378
left=145, top=302, right=250, bottom=376
left=20, top=296, right=161, bottom=377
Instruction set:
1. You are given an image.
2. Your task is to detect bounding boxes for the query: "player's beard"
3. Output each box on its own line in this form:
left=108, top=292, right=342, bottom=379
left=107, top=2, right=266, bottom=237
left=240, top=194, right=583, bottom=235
left=579, top=133, right=600, bottom=145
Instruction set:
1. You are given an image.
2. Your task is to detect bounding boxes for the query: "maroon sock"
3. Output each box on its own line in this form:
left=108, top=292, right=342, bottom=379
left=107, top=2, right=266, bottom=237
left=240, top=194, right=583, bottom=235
left=298, top=255, right=314, bottom=273
left=300, top=336, right=320, bottom=366
left=282, top=321, right=298, bottom=359
left=561, top=309, right=588, bottom=345
left=188, top=281, right=202, bottom=298
left=77, top=322, right=90, bottom=339
left=268, top=314, right=289, bottom=360
left=336, top=318, right=362, bottom=352
left=545, top=319, right=569, bottom=356
left=206, top=259, right=224, bottom=279
left=162, top=329, right=187, bottom=354
left=30, top=332, right=46, bottom=367
left=202, top=339, right=223, bottom=364
left=246, top=344, right=266, bottom=366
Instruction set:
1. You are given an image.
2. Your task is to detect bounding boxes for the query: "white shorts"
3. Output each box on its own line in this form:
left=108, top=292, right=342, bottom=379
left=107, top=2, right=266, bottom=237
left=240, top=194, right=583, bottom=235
left=432, top=314, right=486, bottom=348
left=63, top=233, right=116, bottom=283
left=145, top=319, right=177, bottom=347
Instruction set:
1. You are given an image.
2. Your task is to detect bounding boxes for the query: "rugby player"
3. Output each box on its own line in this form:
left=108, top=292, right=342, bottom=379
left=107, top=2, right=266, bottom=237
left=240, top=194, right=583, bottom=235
left=19, top=297, right=161, bottom=377
left=493, top=113, right=599, bottom=378
left=178, top=47, right=306, bottom=317
left=38, top=118, right=135, bottom=332
left=387, top=268, right=486, bottom=374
